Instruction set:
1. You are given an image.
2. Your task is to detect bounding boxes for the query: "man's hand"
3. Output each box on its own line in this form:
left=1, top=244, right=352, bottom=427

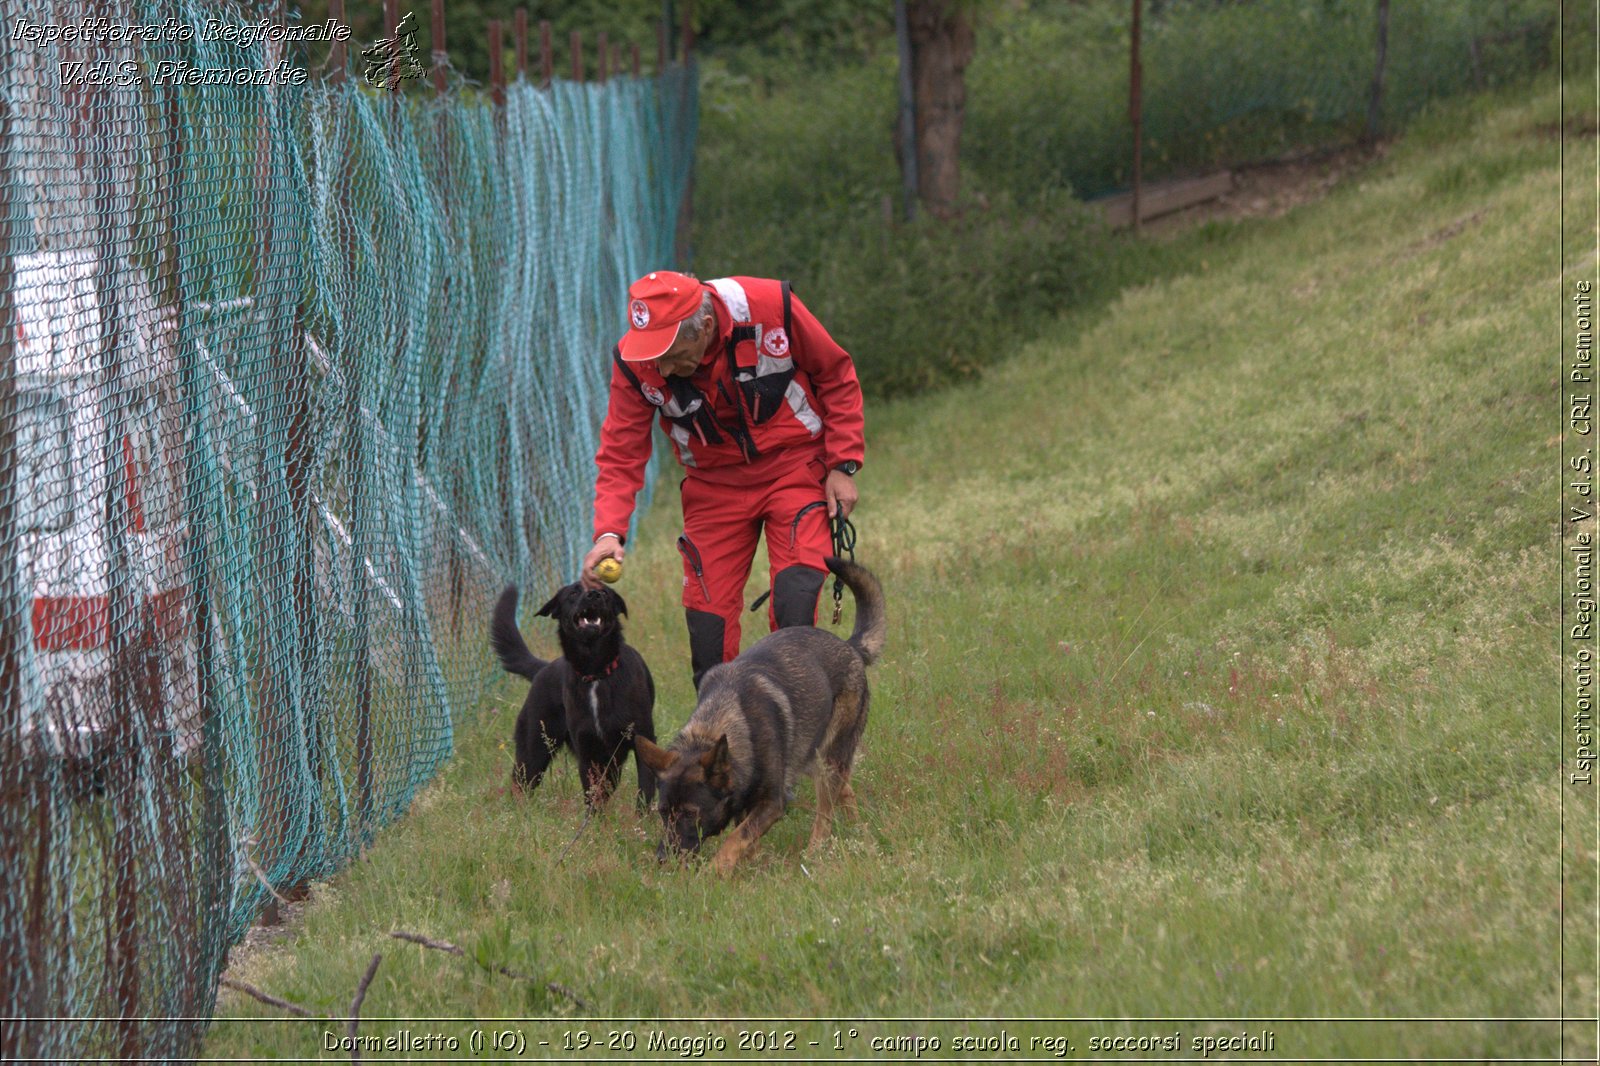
left=581, top=536, right=625, bottom=589
left=824, top=469, right=858, bottom=520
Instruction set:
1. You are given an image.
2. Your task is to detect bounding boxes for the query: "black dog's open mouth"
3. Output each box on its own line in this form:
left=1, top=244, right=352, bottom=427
left=576, top=612, right=606, bottom=631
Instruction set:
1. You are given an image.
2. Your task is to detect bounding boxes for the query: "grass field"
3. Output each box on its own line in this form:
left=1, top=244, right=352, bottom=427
left=203, top=80, right=1593, bottom=1062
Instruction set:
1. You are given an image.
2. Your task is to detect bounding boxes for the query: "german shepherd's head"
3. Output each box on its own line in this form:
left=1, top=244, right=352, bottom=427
left=635, top=734, right=738, bottom=859
left=536, top=583, right=629, bottom=664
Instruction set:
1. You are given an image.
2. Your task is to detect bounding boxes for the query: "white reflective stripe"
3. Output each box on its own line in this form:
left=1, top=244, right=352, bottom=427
left=785, top=381, right=823, bottom=436
left=756, top=352, right=794, bottom=376
left=662, top=394, right=700, bottom=417
left=708, top=277, right=750, bottom=322
left=670, top=424, right=697, bottom=465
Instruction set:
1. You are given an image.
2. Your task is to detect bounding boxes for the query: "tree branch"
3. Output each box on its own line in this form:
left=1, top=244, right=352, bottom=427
left=218, top=976, right=312, bottom=1018
left=389, top=930, right=590, bottom=1010
left=346, top=953, right=382, bottom=1062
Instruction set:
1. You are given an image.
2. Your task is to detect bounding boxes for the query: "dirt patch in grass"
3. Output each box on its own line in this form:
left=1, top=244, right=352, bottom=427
left=1532, top=113, right=1599, bottom=139
left=1409, top=209, right=1491, bottom=253
left=215, top=887, right=317, bottom=1009
left=1143, top=143, right=1388, bottom=236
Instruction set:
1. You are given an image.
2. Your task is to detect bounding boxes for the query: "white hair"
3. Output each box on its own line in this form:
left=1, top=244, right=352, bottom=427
left=673, top=291, right=716, bottom=345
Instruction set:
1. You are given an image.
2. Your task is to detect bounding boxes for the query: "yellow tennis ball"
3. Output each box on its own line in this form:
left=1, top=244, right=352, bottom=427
left=595, top=558, right=623, bottom=584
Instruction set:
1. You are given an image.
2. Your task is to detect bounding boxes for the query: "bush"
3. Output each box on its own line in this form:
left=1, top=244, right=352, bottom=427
left=804, top=189, right=1111, bottom=398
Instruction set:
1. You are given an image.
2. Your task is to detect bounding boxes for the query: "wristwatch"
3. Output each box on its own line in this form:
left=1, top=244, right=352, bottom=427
left=834, top=461, right=860, bottom=476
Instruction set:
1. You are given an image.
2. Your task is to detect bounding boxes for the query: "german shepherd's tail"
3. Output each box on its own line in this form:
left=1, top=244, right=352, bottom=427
left=490, top=585, right=549, bottom=680
left=824, top=556, right=886, bottom=666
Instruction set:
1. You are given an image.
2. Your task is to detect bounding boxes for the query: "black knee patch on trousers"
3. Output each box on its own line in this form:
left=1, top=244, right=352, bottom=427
left=685, top=608, right=725, bottom=691
left=772, top=565, right=827, bottom=629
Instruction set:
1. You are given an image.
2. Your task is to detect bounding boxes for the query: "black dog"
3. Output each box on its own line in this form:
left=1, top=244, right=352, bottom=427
left=491, top=583, right=657, bottom=809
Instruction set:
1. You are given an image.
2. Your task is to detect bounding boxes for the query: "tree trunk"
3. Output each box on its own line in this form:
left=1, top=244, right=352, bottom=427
left=905, top=0, right=975, bottom=218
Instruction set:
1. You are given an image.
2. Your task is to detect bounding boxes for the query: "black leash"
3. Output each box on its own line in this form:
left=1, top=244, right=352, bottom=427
left=745, top=510, right=857, bottom=625
left=829, top=513, right=856, bottom=625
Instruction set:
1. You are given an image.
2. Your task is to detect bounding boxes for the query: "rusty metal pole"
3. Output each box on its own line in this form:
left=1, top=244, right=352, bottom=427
left=674, top=0, right=696, bottom=265
left=1129, top=0, right=1143, bottom=232
left=163, top=40, right=229, bottom=1040
left=269, top=0, right=323, bottom=921
left=1364, top=0, right=1390, bottom=146
left=431, top=0, right=446, bottom=94
left=329, top=0, right=347, bottom=83
left=489, top=20, right=504, bottom=106
left=571, top=30, right=583, bottom=83
left=893, top=0, right=917, bottom=222
left=90, top=45, right=141, bottom=1059
left=515, top=10, right=528, bottom=81
left=540, top=20, right=552, bottom=88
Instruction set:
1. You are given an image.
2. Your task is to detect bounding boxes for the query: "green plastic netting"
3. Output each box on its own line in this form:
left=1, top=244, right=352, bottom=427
left=0, top=0, right=696, bottom=1058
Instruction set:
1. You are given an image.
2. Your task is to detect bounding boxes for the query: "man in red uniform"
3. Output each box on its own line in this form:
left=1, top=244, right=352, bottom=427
left=580, top=271, right=865, bottom=689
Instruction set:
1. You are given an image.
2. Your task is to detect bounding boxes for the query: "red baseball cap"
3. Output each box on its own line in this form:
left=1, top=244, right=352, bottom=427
left=618, top=271, right=703, bottom=361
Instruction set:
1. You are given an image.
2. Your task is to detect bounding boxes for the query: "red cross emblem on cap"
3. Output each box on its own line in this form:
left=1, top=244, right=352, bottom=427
left=619, top=270, right=702, bottom=362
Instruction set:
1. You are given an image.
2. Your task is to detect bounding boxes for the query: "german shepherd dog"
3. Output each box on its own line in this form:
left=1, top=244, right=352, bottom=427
left=491, top=584, right=658, bottom=809
left=635, top=556, right=885, bottom=874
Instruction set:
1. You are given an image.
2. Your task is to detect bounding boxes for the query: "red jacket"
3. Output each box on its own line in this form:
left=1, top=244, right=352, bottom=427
left=592, top=276, right=865, bottom=541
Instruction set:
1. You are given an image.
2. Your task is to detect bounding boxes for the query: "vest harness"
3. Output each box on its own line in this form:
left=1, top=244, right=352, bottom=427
left=613, top=279, right=799, bottom=464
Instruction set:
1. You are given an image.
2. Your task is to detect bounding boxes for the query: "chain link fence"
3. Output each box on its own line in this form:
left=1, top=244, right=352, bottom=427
left=0, top=0, right=696, bottom=1058
left=969, top=0, right=1556, bottom=202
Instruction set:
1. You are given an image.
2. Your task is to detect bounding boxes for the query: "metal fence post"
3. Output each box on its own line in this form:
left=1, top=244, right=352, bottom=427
left=1365, top=0, right=1391, bottom=145
left=1130, top=0, right=1143, bottom=232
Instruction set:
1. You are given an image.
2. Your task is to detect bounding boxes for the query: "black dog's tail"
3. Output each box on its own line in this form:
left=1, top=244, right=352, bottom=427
left=825, top=557, right=886, bottom=666
left=490, top=585, right=549, bottom=680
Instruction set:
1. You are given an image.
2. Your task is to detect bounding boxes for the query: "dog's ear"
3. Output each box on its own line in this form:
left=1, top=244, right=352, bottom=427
left=535, top=586, right=569, bottom=618
left=635, top=736, right=679, bottom=773
left=700, top=735, right=732, bottom=792
left=608, top=589, right=629, bottom=617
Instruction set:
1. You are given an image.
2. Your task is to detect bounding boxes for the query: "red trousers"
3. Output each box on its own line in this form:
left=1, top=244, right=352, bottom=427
left=675, top=453, right=832, bottom=687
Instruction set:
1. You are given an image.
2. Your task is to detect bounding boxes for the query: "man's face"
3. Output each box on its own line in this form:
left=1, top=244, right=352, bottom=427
left=651, top=315, right=713, bottom=377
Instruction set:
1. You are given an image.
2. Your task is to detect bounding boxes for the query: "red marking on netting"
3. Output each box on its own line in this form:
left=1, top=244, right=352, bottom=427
left=32, top=595, right=107, bottom=650
left=33, top=589, right=186, bottom=651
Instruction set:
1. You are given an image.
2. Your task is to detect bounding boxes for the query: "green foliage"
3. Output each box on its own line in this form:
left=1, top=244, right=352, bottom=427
left=798, top=189, right=1113, bottom=397
left=692, top=0, right=894, bottom=80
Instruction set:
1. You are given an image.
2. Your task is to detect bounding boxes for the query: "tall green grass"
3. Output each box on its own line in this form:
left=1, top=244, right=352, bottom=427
left=201, top=81, right=1589, bottom=1062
